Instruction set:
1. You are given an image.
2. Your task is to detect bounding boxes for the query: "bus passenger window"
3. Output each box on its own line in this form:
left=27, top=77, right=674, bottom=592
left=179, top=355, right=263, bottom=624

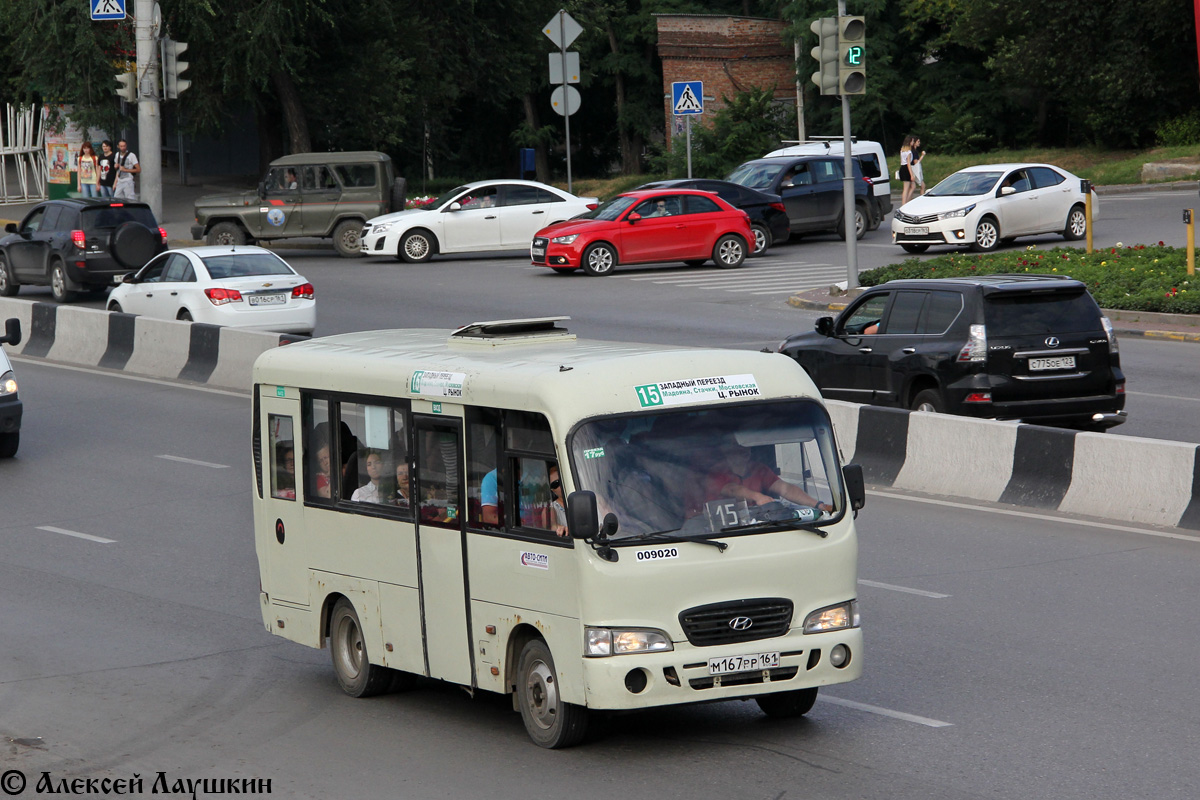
left=338, top=401, right=409, bottom=508
left=467, top=410, right=502, bottom=529
left=268, top=413, right=296, bottom=501
left=419, top=430, right=461, bottom=528
left=517, top=458, right=566, bottom=536
left=305, top=397, right=332, bottom=501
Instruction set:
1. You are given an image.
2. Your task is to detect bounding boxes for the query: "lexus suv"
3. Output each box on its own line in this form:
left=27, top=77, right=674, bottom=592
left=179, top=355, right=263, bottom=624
left=0, top=199, right=167, bottom=302
left=778, top=275, right=1126, bottom=430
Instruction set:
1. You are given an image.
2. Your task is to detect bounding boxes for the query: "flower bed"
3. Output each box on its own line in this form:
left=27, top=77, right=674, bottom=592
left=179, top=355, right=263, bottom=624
left=405, top=195, right=437, bottom=209
left=860, top=243, right=1199, bottom=314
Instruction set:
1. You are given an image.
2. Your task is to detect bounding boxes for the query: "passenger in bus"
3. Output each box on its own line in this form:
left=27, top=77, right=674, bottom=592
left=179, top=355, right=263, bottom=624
left=312, top=441, right=332, bottom=498
left=275, top=443, right=296, bottom=500
left=479, top=468, right=500, bottom=526
left=706, top=441, right=833, bottom=513
left=548, top=464, right=568, bottom=537
left=351, top=449, right=386, bottom=503
left=391, top=461, right=411, bottom=508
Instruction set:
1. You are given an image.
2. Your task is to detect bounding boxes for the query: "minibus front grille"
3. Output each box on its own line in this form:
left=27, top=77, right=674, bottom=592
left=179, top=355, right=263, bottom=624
left=678, top=598, right=793, bottom=646
left=688, top=666, right=799, bottom=690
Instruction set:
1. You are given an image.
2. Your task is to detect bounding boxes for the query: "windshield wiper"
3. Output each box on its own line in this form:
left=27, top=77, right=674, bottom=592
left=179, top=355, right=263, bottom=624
left=630, top=531, right=729, bottom=552
left=724, top=519, right=829, bottom=538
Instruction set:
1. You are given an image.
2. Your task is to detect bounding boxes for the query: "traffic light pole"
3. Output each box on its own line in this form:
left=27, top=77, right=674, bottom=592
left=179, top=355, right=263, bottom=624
left=136, top=0, right=162, bottom=220
left=838, top=0, right=858, bottom=290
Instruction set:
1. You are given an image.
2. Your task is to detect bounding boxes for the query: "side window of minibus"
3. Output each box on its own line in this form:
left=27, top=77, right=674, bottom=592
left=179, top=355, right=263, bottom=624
left=268, top=414, right=296, bottom=501
left=467, top=408, right=502, bottom=529
left=337, top=401, right=410, bottom=510
left=503, top=410, right=560, bottom=537
left=304, top=396, right=333, bottom=503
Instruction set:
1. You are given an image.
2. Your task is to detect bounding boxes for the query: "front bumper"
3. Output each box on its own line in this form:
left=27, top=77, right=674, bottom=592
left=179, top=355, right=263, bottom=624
left=578, top=626, right=862, bottom=711
left=0, top=394, right=22, bottom=434
left=945, top=374, right=1127, bottom=427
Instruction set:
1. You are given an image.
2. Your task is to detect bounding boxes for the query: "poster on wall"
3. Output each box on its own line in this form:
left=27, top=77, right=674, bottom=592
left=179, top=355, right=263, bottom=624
left=43, top=105, right=106, bottom=188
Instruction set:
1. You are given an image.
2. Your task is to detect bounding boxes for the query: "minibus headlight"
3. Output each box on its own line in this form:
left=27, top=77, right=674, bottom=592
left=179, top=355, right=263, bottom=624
left=0, top=371, right=16, bottom=396
left=551, top=234, right=579, bottom=244
left=585, top=627, right=673, bottom=656
left=803, top=600, right=859, bottom=634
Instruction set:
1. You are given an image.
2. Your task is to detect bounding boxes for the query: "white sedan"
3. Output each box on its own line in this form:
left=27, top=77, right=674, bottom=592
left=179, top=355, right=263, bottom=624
left=107, top=246, right=315, bottom=335
left=361, top=179, right=599, bottom=262
left=891, top=163, right=1098, bottom=253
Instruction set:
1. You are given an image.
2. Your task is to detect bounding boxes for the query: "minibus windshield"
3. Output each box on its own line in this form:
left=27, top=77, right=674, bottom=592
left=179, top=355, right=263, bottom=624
left=569, top=400, right=843, bottom=541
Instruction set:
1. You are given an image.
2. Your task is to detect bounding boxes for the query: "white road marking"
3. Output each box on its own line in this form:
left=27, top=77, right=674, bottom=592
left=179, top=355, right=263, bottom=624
left=1126, top=390, right=1200, bottom=404
left=818, top=695, right=954, bottom=727
left=869, top=489, right=1200, bottom=543
left=858, top=579, right=950, bottom=598
left=36, top=526, right=116, bottom=544
left=156, top=454, right=231, bottom=469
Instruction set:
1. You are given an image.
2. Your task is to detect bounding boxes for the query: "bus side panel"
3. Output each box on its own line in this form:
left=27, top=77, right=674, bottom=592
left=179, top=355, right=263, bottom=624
left=377, top=582, right=425, bottom=675
left=304, top=510, right=418, bottom=590
left=312, top=571, right=384, bottom=663
left=261, top=596, right=320, bottom=648
left=471, top=601, right=585, bottom=703
left=466, top=534, right=584, bottom=703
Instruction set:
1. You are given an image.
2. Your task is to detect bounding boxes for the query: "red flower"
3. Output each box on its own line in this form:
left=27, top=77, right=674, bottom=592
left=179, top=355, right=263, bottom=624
left=1159, top=241, right=1165, bottom=246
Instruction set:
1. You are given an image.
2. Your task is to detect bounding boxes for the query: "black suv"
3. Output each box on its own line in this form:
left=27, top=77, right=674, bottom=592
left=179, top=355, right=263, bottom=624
left=726, top=156, right=874, bottom=240
left=779, top=275, right=1126, bottom=429
left=0, top=199, right=166, bottom=302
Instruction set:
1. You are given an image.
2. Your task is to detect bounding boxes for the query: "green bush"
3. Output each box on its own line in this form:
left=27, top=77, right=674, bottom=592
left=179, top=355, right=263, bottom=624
left=1156, top=111, right=1200, bottom=147
left=859, top=243, right=1198, bottom=313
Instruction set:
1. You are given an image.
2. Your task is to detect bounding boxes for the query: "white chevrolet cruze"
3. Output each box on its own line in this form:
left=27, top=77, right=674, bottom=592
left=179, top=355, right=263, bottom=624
left=360, top=179, right=598, bottom=262
left=891, top=163, right=1098, bottom=253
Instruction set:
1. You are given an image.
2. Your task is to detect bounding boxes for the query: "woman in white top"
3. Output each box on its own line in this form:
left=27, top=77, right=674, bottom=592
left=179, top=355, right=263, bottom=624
left=899, top=135, right=926, bottom=206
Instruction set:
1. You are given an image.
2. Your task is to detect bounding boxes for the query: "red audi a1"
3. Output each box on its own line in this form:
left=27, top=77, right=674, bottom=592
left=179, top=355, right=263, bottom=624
left=530, top=189, right=754, bottom=276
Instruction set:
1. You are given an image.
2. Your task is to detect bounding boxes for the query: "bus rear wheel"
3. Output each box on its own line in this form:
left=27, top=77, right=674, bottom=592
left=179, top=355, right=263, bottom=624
left=329, top=598, right=396, bottom=697
left=755, top=687, right=818, bottom=718
left=516, top=639, right=588, bottom=748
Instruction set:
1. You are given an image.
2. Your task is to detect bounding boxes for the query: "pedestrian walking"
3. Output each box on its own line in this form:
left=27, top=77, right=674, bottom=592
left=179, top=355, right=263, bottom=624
left=899, top=135, right=926, bottom=206
left=910, top=136, right=926, bottom=196
left=113, top=138, right=140, bottom=200
left=76, top=142, right=100, bottom=198
left=97, top=140, right=117, bottom=198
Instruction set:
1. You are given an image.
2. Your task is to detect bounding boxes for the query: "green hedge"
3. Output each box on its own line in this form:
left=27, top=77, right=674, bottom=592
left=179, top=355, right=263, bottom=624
left=859, top=244, right=1200, bottom=314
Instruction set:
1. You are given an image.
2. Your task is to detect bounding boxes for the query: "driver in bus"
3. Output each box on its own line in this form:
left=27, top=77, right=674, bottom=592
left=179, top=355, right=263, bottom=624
left=706, top=440, right=833, bottom=513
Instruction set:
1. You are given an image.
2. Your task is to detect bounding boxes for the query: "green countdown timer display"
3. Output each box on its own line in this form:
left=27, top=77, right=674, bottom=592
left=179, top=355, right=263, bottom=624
left=845, top=45, right=863, bottom=66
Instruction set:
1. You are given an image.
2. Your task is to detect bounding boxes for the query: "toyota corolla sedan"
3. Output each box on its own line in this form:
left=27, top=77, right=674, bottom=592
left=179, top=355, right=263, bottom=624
left=361, top=179, right=598, bottom=262
left=108, top=246, right=315, bottom=335
left=891, top=163, right=1098, bottom=253
left=531, top=189, right=754, bottom=276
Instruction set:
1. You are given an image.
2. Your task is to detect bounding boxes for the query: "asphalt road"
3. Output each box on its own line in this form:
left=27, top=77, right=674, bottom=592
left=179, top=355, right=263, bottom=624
left=4, top=361, right=1200, bottom=799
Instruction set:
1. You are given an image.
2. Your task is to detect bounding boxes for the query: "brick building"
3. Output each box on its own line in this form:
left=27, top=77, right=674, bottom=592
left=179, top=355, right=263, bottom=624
left=656, top=14, right=797, bottom=149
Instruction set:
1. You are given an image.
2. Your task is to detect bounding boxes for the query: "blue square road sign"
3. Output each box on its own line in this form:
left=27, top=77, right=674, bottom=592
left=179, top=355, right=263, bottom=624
left=91, top=0, right=127, bottom=22
left=672, top=81, right=704, bottom=115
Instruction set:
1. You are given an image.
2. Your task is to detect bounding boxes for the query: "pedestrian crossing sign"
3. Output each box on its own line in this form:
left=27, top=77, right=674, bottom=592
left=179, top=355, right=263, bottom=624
left=672, top=81, right=704, bottom=116
left=91, top=0, right=126, bottom=21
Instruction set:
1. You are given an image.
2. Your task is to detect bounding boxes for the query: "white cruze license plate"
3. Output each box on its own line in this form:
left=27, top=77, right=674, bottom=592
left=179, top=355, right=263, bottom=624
left=248, top=293, right=286, bottom=307
left=707, top=651, right=781, bottom=675
left=1029, top=355, right=1076, bottom=371
left=904, top=226, right=929, bottom=236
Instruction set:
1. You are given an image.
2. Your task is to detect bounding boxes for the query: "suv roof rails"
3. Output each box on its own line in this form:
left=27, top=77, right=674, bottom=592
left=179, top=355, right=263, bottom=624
left=450, top=316, right=574, bottom=343
left=778, top=136, right=858, bottom=145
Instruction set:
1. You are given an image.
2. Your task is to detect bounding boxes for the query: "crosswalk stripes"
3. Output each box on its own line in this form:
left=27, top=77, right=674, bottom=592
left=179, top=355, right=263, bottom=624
left=621, top=261, right=848, bottom=295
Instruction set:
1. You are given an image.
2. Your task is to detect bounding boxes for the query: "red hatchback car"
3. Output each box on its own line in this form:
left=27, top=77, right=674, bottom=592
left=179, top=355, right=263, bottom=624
left=531, top=189, right=754, bottom=276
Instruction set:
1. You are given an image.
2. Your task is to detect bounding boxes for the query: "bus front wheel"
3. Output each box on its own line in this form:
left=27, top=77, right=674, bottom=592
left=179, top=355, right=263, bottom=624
left=516, top=639, right=588, bottom=748
left=755, top=686, right=819, bottom=718
left=329, top=598, right=396, bottom=698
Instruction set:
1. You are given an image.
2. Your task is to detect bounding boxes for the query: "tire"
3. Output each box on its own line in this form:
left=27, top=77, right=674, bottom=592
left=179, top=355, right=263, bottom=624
left=582, top=242, right=617, bottom=276
left=108, top=301, right=123, bottom=313
left=207, top=221, right=247, bottom=247
left=750, top=223, right=772, bottom=255
left=178, top=310, right=193, bottom=322
left=683, top=260, right=707, bottom=267
left=332, top=219, right=364, bottom=258
left=900, top=243, right=929, bottom=254
left=712, top=234, right=747, bottom=269
left=111, top=221, right=161, bottom=269
left=398, top=230, right=435, bottom=263
left=756, top=687, right=818, bottom=718
left=837, top=203, right=868, bottom=241
left=911, top=388, right=944, bottom=413
left=516, top=639, right=588, bottom=748
left=329, top=598, right=395, bottom=698
left=1063, top=205, right=1087, bottom=241
left=972, top=217, right=1000, bottom=252
left=0, top=432, right=18, bottom=459
left=0, top=254, right=17, bottom=297
left=50, top=260, right=76, bottom=303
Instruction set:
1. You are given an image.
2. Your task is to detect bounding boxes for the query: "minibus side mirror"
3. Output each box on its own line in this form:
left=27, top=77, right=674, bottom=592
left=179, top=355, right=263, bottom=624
left=0, top=318, right=21, bottom=347
left=567, top=491, right=599, bottom=540
left=842, top=464, right=865, bottom=511
left=815, top=316, right=834, bottom=336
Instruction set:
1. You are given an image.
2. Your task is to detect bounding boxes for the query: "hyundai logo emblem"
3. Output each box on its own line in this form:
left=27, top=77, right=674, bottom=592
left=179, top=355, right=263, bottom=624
left=1045, top=336, right=1060, bottom=347
left=728, top=616, right=754, bottom=631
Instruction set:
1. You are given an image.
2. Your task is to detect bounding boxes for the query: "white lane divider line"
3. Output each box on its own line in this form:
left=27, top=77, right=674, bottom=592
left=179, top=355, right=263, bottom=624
left=36, top=526, right=116, bottom=544
left=858, top=579, right=950, bottom=599
left=819, top=695, right=954, bottom=728
left=156, top=454, right=231, bottom=469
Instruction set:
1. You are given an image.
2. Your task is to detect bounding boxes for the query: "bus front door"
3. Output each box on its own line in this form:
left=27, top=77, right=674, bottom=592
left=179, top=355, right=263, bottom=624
left=413, top=416, right=474, bottom=687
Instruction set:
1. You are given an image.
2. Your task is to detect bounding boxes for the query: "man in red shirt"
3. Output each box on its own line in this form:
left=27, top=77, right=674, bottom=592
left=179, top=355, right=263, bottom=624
left=707, top=441, right=833, bottom=513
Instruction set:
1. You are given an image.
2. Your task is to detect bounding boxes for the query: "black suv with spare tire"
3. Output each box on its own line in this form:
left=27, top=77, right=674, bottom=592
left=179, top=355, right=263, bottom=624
left=779, top=275, right=1127, bottom=430
left=0, top=198, right=166, bottom=302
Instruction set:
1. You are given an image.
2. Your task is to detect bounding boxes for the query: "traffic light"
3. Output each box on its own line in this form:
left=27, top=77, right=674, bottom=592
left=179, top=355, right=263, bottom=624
left=115, top=71, right=137, bottom=103
left=809, top=17, right=839, bottom=96
left=162, top=38, right=191, bottom=99
left=837, top=16, right=866, bottom=95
